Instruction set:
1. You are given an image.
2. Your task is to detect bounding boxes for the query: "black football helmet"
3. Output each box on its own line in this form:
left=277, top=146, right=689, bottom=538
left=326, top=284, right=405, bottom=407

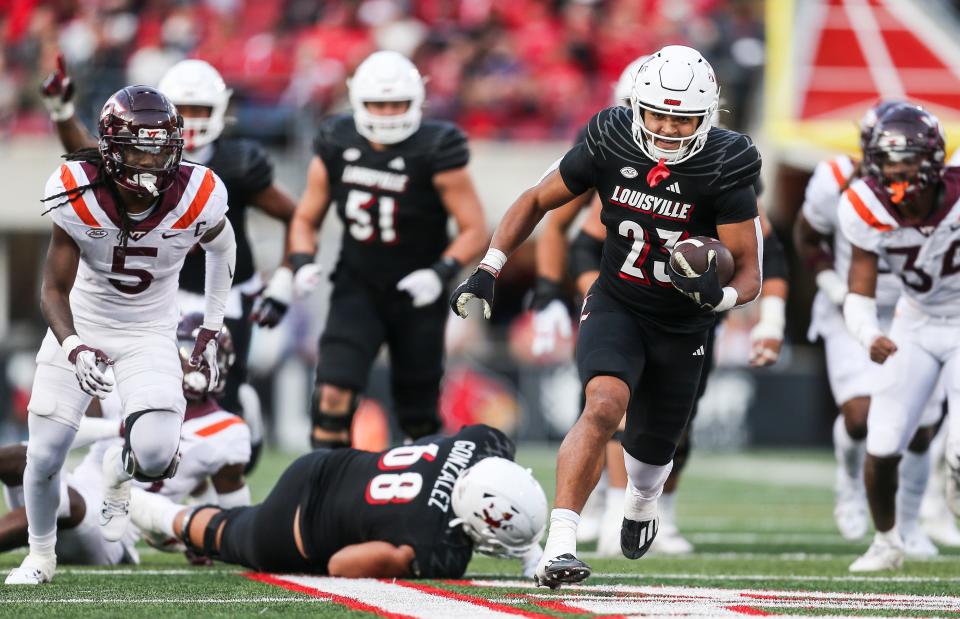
left=177, top=313, right=235, bottom=401
left=864, top=104, right=945, bottom=204
left=98, top=85, right=184, bottom=197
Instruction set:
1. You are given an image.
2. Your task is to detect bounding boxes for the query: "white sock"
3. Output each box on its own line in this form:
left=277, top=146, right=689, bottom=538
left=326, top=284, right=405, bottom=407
left=898, top=449, right=930, bottom=536
left=605, top=486, right=625, bottom=510
left=542, top=508, right=580, bottom=559
left=660, top=490, right=677, bottom=527
left=833, top=415, right=865, bottom=481
left=24, top=415, right=77, bottom=557
left=622, top=451, right=672, bottom=520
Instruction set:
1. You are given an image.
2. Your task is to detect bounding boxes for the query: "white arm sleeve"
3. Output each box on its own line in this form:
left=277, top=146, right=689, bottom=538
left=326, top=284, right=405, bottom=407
left=199, top=217, right=237, bottom=331
left=843, top=292, right=882, bottom=349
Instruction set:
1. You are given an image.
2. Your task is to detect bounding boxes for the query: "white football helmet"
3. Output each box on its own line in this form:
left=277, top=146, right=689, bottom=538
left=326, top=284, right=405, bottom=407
left=451, top=457, right=547, bottom=558
left=348, top=50, right=425, bottom=145
left=613, top=55, right=650, bottom=107
left=631, top=45, right=719, bottom=164
left=158, top=59, right=232, bottom=151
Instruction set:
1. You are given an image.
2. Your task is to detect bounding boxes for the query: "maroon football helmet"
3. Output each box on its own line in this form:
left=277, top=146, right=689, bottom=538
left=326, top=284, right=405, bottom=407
left=177, top=313, right=235, bottom=401
left=864, top=104, right=945, bottom=204
left=858, top=100, right=908, bottom=153
left=98, top=85, right=184, bottom=197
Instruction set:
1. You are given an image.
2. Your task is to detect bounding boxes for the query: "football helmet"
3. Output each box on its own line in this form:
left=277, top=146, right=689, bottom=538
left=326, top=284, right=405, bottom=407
left=858, top=99, right=907, bottom=153
left=613, top=55, right=649, bottom=107
left=98, top=85, right=184, bottom=196
left=864, top=104, right=945, bottom=204
left=631, top=45, right=719, bottom=164
left=157, top=60, right=232, bottom=151
left=176, top=312, right=235, bottom=401
left=348, top=51, right=425, bottom=145
left=451, top=457, right=547, bottom=558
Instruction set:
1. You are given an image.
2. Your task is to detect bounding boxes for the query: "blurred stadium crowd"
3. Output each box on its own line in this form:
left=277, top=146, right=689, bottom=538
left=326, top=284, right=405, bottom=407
left=2, top=0, right=763, bottom=140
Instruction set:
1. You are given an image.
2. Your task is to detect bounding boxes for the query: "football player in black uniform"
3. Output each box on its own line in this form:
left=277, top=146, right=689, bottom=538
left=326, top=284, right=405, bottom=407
left=253, top=51, right=487, bottom=449
left=451, top=45, right=763, bottom=587
left=128, top=424, right=546, bottom=578
left=40, top=57, right=298, bottom=461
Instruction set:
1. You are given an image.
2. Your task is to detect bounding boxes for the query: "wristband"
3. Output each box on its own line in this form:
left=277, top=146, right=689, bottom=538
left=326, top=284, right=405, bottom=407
left=479, top=248, right=507, bottom=277
left=288, top=253, right=315, bottom=274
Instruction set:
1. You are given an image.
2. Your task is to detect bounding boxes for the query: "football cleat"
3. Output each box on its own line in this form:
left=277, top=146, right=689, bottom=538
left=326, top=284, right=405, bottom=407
left=533, top=553, right=591, bottom=589
left=834, top=474, right=869, bottom=541
left=100, top=445, right=131, bottom=542
left=621, top=516, right=659, bottom=560
left=5, top=553, right=56, bottom=585
left=902, top=527, right=939, bottom=559
left=849, top=535, right=904, bottom=572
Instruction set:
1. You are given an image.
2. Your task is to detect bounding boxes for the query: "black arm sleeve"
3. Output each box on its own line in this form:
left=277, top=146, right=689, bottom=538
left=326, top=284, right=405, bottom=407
left=558, top=142, right=596, bottom=196
left=569, top=229, right=604, bottom=279
left=762, top=227, right=789, bottom=281
left=714, top=184, right=759, bottom=225
left=431, top=125, right=470, bottom=174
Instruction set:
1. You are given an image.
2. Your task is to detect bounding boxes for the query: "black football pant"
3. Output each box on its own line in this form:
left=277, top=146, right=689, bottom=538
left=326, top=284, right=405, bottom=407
left=576, top=287, right=709, bottom=466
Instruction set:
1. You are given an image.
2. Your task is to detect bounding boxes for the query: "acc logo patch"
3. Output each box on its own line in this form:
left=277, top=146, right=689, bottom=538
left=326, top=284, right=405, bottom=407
left=620, top=166, right=638, bottom=179
left=344, top=148, right=361, bottom=162
left=86, top=228, right=108, bottom=239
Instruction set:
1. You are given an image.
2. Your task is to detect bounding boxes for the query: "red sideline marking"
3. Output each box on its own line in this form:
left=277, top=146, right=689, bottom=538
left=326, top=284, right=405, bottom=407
left=388, top=579, right=553, bottom=619
left=529, top=596, right=626, bottom=618
left=243, top=572, right=415, bottom=619
left=724, top=605, right=771, bottom=616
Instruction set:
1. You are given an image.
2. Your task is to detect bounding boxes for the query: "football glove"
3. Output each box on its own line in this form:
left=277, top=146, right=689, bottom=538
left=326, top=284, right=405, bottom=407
left=668, top=249, right=724, bottom=310
left=189, top=327, right=220, bottom=392
left=532, top=299, right=572, bottom=356
left=63, top=335, right=113, bottom=399
left=251, top=267, right=292, bottom=327
left=397, top=268, right=443, bottom=307
left=450, top=268, right=496, bottom=319
left=40, top=53, right=75, bottom=122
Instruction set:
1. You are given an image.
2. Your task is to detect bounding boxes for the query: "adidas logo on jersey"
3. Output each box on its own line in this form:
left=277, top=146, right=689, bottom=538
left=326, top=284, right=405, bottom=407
left=388, top=157, right=406, bottom=171
left=692, top=345, right=704, bottom=356
left=665, top=181, right=681, bottom=194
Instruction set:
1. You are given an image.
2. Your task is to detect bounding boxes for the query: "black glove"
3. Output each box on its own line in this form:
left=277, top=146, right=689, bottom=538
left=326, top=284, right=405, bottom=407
left=450, top=268, right=496, bottom=319
left=250, top=295, right=288, bottom=328
left=668, top=250, right=724, bottom=309
left=528, top=277, right=565, bottom=311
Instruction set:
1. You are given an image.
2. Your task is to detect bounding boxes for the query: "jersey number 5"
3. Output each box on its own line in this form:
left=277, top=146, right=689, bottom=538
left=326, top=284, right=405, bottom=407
left=109, top=246, right=157, bottom=294
left=345, top=189, right=397, bottom=244
left=365, top=444, right=439, bottom=505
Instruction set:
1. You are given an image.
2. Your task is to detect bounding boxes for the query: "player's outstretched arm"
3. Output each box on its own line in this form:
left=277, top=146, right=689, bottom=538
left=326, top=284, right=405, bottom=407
left=716, top=216, right=762, bottom=307
left=40, top=54, right=98, bottom=153
left=844, top=244, right=896, bottom=363
left=450, top=169, right=581, bottom=319
left=194, top=218, right=237, bottom=390
left=750, top=210, right=788, bottom=367
left=327, top=541, right=416, bottom=578
left=253, top=156, right=331, bottom=327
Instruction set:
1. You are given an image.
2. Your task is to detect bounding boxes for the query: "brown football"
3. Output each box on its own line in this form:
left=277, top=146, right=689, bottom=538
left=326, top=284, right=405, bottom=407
left=669, top=236, right=735, bottom=286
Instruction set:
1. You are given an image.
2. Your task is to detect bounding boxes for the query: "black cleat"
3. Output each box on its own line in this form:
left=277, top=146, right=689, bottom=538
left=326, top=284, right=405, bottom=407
left=533, top=553, right=592, bottom=589
left=620, top=517, right=658, bottom=559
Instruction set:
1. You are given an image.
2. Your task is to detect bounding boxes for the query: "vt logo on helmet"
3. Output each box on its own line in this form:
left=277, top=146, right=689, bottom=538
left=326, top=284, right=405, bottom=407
left=630, top=45, right=720, bottom=165
left=98, top=85, right=184, bottom=197
left=348, top=51, right=426, bottom=145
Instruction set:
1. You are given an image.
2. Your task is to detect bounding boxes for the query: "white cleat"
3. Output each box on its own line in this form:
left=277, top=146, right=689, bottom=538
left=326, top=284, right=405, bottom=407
left=100, top=445, right=131, bottom=542
left=650, top=522, right=694, bottom=555
left=902, top=528, right=939, bottom=559
left=834, top=474, right=869, bottom=541
left=923, top=513, right=960, bottom=547
left=5, top=553, right=56, bottom=585
left=849, top=535, right=905, bottom=572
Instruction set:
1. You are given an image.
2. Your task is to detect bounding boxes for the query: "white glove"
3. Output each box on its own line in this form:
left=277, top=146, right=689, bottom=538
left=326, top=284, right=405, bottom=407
left=520, top=544, right=543, bottom=579
left=397, top=268, right=444, bottom=307
left=62, top=335, right=114, bottom=399
left=531, top=299, right=573, bottom=356
left=816, top=269, right=847, bottom=306
left=293, top=263, right=324, bottom=298
left=189, top=327, right=220, bottom=392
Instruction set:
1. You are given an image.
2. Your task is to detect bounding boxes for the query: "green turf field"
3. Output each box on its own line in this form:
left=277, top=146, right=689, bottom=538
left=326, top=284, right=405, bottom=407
left=1, top=446, right=958, bottom=617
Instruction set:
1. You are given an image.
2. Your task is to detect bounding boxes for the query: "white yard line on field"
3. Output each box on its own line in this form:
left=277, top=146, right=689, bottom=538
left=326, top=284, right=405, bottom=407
left=0, top=597, right=324, bottom=604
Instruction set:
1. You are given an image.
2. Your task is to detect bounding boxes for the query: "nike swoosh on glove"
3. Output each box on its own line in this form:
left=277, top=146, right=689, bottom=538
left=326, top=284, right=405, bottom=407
left=450, top=269, right=496, bottom=319
left=397, top=268, right=444, bottom=307
left=667, top=249, right=724, bottom=310
left=189, top=327, right=220, bottom=392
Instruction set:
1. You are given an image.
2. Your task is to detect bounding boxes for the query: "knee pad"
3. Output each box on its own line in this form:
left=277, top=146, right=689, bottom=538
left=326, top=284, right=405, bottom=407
left=180, top=504, right=228, bottom=559
left=310, top=389, right=359, bottom=449
left=123, top=410, right=181, bottom=482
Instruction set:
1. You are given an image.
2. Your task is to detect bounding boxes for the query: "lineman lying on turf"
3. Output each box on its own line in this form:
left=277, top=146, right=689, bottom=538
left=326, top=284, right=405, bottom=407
left=130, top=424, right=548, bottom=578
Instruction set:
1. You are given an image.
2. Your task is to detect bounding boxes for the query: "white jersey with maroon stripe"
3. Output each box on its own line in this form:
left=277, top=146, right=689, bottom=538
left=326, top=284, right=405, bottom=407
left=802, top=155, right=901, bottom=310
left=43, top=160, right=228, bottom=332
left=838, top=171, right=960, bottom=316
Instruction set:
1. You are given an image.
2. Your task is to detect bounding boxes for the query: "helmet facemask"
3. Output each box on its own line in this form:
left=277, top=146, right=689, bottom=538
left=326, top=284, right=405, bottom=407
left=100, top=129, right=183, bottom=197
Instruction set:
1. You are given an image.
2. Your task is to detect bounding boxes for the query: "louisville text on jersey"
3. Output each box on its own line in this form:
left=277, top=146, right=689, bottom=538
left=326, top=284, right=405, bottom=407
left=610, top=184, right=694, bottom=221
left=342, top=164, right=409, bottom=193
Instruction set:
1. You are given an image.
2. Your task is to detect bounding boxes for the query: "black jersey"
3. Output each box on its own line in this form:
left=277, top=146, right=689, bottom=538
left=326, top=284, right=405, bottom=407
left=559, top=106, right=761, bottom=333
left=179, top=138, right=274, bottom=293
left=301, top=424, right=514, bottom=578
left=313, top=114, right=469, bottom=289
